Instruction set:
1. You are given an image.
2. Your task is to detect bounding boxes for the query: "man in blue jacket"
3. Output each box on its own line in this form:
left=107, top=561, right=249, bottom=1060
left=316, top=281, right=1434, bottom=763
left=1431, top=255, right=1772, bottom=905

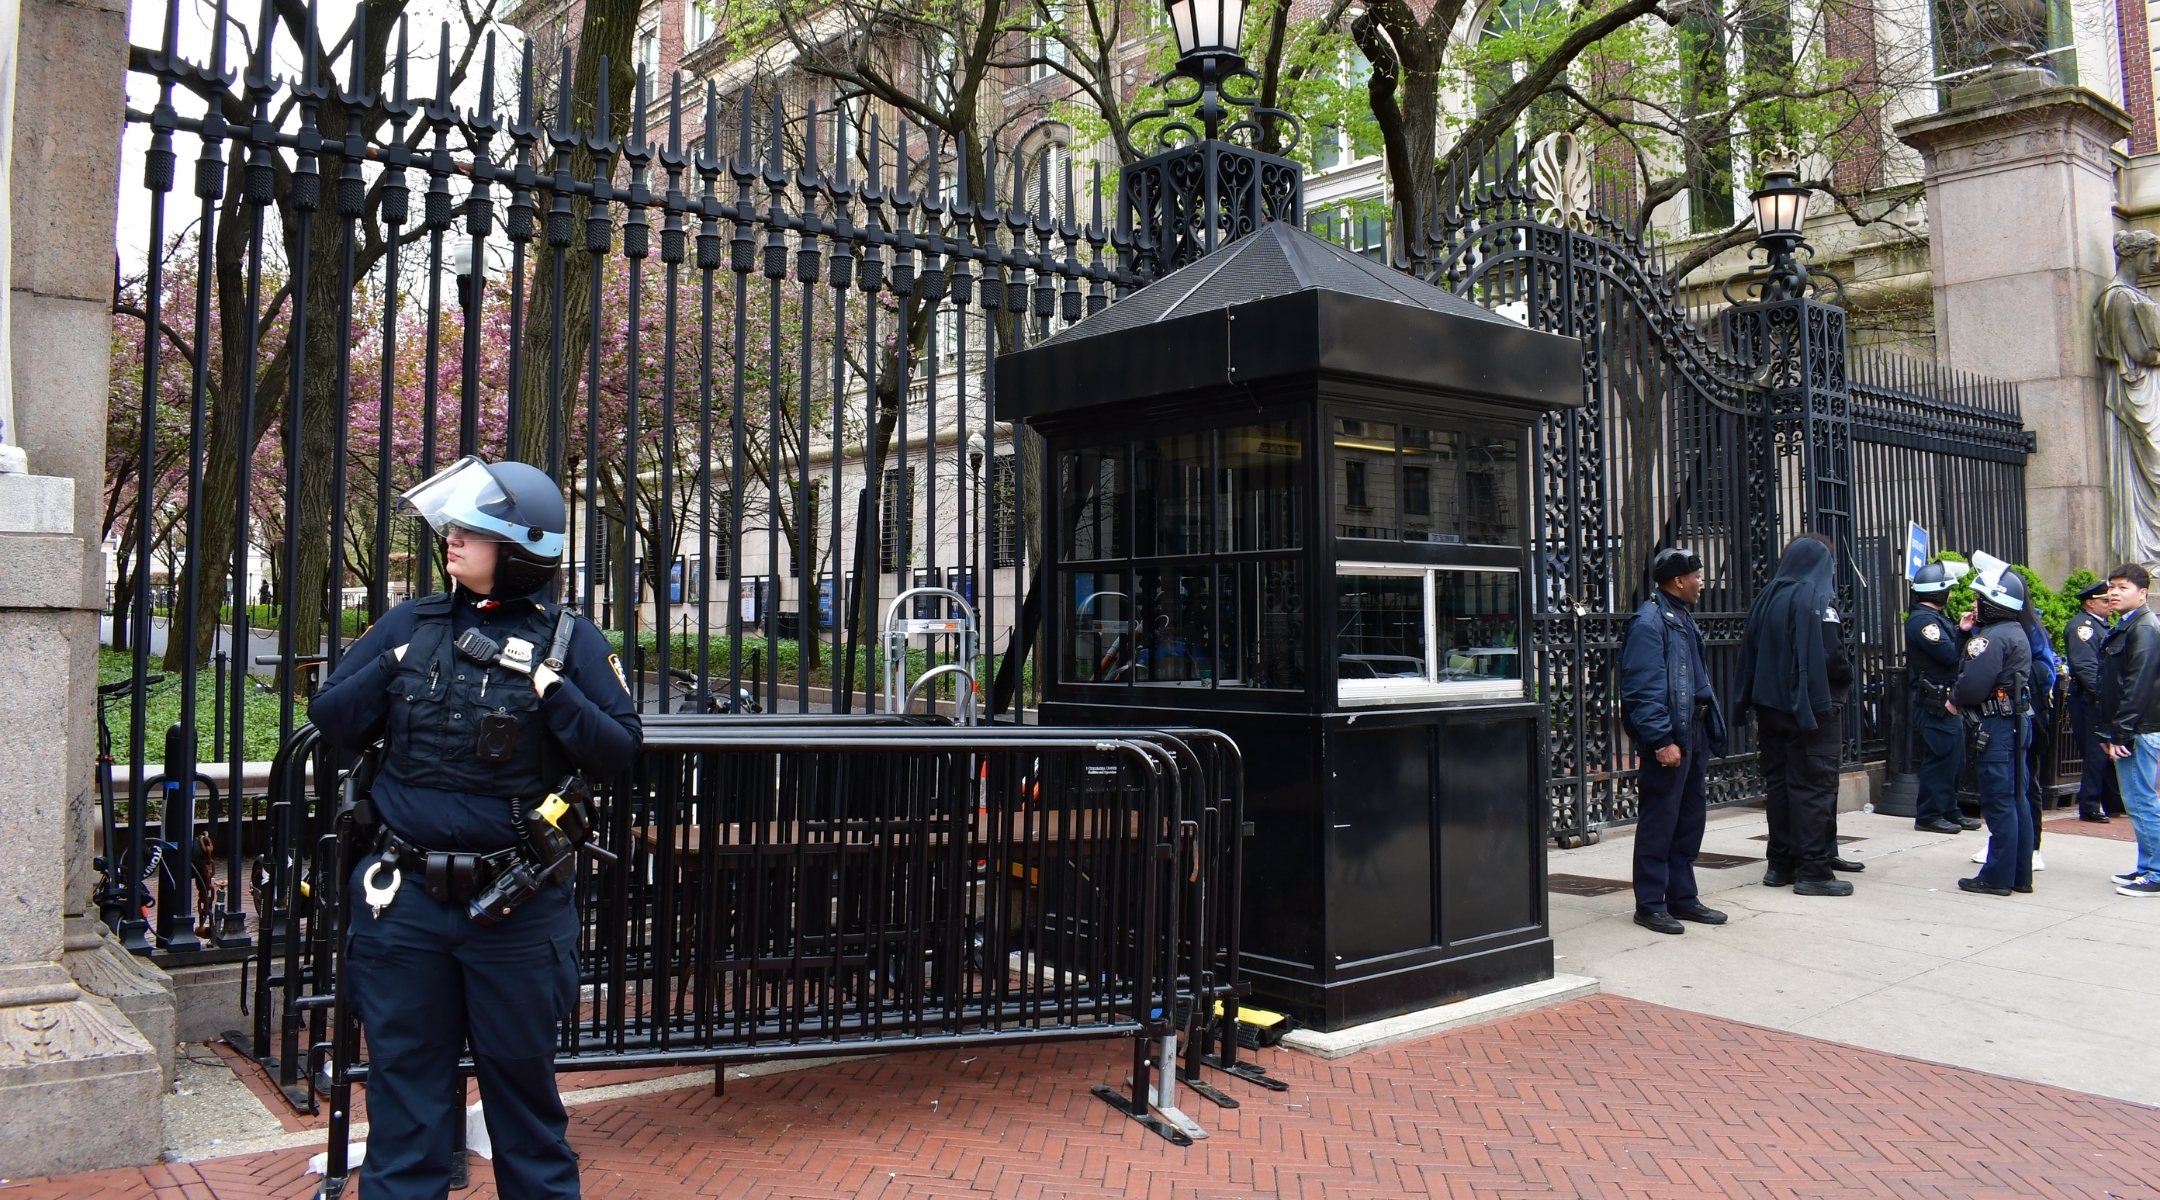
left=1620, top=547, right=1730, bottom=935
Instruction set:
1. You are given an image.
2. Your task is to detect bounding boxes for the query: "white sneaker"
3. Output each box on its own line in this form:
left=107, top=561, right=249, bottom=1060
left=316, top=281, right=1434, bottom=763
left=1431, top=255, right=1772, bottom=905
left=1972, top=849, right=1988, bottom=864
left=2032, top=852, right=2045, bottom=871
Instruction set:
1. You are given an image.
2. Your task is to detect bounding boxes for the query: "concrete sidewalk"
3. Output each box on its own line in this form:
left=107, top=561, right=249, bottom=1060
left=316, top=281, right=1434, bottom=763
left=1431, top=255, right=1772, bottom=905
left=1550, top=802, right=2159, bottom=1107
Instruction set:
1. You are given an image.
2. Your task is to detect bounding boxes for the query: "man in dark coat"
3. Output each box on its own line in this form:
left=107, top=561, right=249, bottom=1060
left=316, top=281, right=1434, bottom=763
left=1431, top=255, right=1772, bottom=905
left=2064, top=580, right=2122, bottom=821
left=1907, top=560, right=1978, bottom=833
left=1737, top=535, right=1854, bottom=896
left=1619, top=547, right=1731, bottom=935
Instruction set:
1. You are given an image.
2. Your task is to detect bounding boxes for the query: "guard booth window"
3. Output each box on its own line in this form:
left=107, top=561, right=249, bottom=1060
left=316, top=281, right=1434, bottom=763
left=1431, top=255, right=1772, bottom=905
left=1058, top=420, right=1307, bottom=690
left=1337, top=565, right=1523, bottom=705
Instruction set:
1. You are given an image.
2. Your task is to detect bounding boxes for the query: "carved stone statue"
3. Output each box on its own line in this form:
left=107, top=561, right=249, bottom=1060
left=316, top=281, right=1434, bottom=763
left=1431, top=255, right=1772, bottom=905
left=2094, top=229, right=2160, bottom=568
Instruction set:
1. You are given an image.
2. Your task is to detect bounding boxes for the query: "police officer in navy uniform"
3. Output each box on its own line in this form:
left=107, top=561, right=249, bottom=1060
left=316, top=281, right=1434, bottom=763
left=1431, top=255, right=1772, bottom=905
left=1906, top=561, right=1979, bottom=834
left=1619, top=547, right=1730, bottom=935
left=310, top=457, right=641, bottom=1199
left=2064, top=580, right=2122, bottom=821
left=1954, top=556, right=2035, bottom=897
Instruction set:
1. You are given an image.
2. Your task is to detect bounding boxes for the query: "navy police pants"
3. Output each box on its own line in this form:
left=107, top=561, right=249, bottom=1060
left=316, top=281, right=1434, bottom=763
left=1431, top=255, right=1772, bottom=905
left=348, top=855, right=582, bottom=1200
left=1633, top=723, right=1709, bottom=913
left=1914, top=704, right=1966, bottom=827
left=1972, top=714, right=2035, bottom=892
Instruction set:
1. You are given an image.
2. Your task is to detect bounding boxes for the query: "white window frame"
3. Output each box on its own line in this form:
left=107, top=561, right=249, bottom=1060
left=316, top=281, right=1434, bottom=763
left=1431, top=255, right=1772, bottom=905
left=683, top=0, right=713, bottom=50
left=1335, top=562, right=1524, bottom=707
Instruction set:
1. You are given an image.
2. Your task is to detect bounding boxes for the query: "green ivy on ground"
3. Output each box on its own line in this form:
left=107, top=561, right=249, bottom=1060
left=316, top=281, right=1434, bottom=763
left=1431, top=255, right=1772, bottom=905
left=97, top=648, right=287, bottom=764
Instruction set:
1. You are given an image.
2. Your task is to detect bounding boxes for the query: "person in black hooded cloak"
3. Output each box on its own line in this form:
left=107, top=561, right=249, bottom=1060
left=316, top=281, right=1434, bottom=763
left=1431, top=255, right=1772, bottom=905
left=1737, top=534, right=1855, bottom=896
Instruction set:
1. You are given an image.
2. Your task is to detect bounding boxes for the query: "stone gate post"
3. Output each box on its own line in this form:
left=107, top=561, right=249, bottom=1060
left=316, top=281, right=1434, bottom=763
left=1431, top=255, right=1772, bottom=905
left=0, top=0, right=172, bottom=1174
left=1898, top=86, right=2131, bottom=582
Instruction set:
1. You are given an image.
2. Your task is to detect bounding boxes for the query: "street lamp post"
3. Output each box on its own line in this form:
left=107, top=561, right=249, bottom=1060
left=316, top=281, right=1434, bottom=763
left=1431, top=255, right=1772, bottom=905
left=1118, top=0, right=1302, bottom=276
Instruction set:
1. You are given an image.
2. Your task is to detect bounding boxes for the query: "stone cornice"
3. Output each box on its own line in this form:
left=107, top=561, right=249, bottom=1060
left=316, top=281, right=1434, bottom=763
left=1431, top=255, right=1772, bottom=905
left=1895, top=86, right=2132, bottom=181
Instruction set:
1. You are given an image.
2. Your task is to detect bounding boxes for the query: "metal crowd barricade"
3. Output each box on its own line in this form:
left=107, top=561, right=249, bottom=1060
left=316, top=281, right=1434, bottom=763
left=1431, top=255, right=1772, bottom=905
left=242, top=723, right=344, bottom=1114
left=267, top=719, right=1270, bottom=1196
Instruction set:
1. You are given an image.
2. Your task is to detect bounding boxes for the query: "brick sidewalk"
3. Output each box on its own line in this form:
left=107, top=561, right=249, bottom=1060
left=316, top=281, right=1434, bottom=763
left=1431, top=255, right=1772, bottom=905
left=12, top=995, right=2158, bottom=1199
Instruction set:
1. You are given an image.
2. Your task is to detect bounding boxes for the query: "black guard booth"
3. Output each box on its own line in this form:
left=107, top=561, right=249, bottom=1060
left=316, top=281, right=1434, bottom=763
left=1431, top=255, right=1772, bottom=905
left=995, top=224, right=1582, bottom=1031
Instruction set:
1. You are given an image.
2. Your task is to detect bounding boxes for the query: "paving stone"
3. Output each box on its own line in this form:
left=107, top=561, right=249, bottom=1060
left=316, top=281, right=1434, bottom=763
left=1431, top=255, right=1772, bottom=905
left=7, top=995, right=2157, bottom=1198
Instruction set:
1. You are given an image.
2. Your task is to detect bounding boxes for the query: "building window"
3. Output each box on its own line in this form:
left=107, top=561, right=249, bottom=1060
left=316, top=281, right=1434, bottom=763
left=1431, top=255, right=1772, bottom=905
left=880, top=466, right=914, bottom=574
left=636, top=27, right=659, bottom=83
left=684, top=0, right=713, bottom=49
left=1029, top=2, right=1068, bottom=82
left=1333, top=418, right=1397, bottom=539
left=991, top=453, right=1019, bottom=568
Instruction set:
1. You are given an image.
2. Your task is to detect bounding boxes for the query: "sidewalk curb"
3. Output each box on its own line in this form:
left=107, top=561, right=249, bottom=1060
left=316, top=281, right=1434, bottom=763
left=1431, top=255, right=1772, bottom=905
left=1279, top=973, right=1602, bottom=1060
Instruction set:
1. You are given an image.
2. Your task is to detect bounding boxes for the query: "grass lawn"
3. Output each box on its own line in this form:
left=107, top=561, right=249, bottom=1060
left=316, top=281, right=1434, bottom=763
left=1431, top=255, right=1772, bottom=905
left=98, top=648, right=293, bottom=765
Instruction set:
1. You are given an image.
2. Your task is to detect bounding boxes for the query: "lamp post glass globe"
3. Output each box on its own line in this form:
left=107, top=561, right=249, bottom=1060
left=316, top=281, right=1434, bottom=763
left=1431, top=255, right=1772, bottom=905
left=1750, top=165, right=1810, bottom=244
left=1166, top=0, right=1246, bottom=61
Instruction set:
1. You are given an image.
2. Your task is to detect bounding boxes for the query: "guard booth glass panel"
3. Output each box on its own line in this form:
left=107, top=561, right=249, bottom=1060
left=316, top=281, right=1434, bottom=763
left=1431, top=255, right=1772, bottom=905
left=1056, top=421, right=1308, bottom=691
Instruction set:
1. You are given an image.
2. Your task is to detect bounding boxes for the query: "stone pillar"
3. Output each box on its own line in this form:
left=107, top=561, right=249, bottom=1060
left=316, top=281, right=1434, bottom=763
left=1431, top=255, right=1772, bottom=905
left=1898, top=87, right=2132, bottom=584
left=0, top=0, right=174, bottom=1174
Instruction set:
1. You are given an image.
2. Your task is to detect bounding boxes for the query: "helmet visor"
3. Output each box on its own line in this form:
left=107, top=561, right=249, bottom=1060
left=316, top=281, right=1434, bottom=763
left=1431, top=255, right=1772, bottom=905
left=398, top=456, right=567, bottom=561
left=396, top=456, right=520, bottom=539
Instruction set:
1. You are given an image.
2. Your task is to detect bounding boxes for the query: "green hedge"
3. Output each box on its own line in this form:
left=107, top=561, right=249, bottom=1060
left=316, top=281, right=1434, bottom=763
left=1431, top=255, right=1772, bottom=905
left=1923, top=552, right=2101, bottom=654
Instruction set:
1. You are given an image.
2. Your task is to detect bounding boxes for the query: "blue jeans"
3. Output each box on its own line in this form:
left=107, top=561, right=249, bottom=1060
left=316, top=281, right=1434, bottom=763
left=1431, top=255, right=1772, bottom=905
left=1973, top=714, right=2034, bottom=891
left=2114, top=733, right=2160, bottom=878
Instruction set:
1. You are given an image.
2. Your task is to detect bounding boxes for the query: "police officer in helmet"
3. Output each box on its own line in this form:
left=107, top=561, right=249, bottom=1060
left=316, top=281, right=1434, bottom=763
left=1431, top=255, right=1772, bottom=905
left=1953, top=553, right=2036, bottom=897
left=309, top=456, right=642, bottom=1199
left=1906, top=560, right=1978, bottom=834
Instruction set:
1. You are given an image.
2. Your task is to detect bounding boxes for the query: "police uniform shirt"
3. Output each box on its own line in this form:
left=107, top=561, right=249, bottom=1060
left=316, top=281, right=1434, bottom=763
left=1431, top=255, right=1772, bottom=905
left=1952, top=617, right=2034, bottom=712
left=309, top=589, right=641, bottom=851
left=2064, top=609, right=2111, bottom=699
left=1906, top=605, right=1963, bottom=683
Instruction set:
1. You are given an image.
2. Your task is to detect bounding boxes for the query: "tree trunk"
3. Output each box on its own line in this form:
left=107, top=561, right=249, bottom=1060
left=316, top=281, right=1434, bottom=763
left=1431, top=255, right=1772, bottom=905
left=513, top=0, right=640, bottom=474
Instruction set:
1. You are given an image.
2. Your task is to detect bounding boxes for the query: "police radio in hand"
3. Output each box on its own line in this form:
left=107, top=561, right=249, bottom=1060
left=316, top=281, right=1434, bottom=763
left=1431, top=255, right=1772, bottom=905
left=468, top=775, right=617, bottom=927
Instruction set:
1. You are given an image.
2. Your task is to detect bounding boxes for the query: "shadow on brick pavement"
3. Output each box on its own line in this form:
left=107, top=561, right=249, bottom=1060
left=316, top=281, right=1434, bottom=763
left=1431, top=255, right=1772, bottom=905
left=9, top=994, right=2160, bottom=1198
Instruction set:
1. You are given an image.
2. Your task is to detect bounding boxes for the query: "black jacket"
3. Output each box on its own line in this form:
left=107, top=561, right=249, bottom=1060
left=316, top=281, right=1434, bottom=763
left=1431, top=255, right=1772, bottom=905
left=1954, top=617, right=2033, bottom=712
left=1905, top=604, right=1963, bottom=684
left=2064, top=609, right=2110, bottom=700
left=2099, top=607, right=2160, bottom=743
left=309, top=588, right=642, bottom=850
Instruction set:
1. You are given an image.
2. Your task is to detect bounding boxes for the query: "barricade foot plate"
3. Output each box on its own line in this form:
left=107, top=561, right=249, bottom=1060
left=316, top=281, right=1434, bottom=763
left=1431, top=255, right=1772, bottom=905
left=1090, top=1084, right=1194, bottom=1146
left=315, top=1179, right=347, bottom=1200
left=1180, top=1076, right=1240, bottom=1109
left=1205, top=1055, right=1288, bottom=1091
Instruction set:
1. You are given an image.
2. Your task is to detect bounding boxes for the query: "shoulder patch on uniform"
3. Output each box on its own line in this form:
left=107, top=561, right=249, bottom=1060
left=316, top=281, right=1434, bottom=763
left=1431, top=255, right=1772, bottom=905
left=2077, top=624, right=2093, bottom=641
left=609, top=653, right=629, bottom=692
left=1966, top=636, right=1988, bottom=657
left=1823, top=606, right=1839, bottom=623
left=1921, top=623, right=1942, bottom=642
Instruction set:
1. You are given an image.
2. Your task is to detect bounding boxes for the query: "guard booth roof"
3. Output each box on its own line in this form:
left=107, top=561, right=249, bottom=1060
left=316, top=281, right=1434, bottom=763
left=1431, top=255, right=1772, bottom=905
left=993, top=221, right=1584, bottom=425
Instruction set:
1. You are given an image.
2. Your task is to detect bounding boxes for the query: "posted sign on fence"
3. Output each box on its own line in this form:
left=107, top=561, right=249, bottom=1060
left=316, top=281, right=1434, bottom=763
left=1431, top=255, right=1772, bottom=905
left=1906, top=522, right=1930, bottom=581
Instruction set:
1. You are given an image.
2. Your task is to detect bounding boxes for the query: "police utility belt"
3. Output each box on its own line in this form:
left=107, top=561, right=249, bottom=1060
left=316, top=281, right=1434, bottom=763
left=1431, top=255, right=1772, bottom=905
left=361, top=779, right=616, bottom=928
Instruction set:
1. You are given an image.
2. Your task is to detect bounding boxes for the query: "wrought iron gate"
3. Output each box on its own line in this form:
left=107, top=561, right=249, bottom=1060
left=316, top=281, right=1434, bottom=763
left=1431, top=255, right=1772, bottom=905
left=1416, top=138, right=2029, bottom=844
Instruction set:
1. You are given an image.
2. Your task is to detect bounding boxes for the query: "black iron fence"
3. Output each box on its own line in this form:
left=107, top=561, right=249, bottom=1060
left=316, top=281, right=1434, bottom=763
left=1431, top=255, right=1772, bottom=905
left=110, top=0, right=1155, bottom=960
left=107, top=0, right=2040, bottom=953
